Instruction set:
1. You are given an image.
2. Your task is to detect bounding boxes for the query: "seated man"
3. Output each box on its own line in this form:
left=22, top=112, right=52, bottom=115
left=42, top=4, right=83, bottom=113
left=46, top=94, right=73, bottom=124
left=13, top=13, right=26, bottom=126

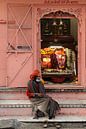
left=26, top=69, right=60, bottom=119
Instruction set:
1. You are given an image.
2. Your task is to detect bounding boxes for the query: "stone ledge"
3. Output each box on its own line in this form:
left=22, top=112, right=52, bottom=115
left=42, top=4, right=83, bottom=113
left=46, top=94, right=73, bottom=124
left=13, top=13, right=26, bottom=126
left=0, top=99, right=86, bottom=108
left=0, top=86, right=86, bottom=93
left=0, top=116, right=86, bottom=123
left=0, top=104, right=86, bottom=108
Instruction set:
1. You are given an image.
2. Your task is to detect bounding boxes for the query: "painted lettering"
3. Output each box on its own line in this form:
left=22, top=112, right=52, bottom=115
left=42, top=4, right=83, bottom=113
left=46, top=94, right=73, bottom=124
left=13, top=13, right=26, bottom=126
left=44, top=0, right=78, bottom=4
left=71, top=1, right=78, bottom=4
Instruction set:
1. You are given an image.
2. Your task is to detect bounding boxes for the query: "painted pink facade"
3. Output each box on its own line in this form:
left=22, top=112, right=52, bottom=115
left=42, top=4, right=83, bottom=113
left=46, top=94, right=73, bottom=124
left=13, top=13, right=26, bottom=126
left=0, top=0, right=86, bottom=87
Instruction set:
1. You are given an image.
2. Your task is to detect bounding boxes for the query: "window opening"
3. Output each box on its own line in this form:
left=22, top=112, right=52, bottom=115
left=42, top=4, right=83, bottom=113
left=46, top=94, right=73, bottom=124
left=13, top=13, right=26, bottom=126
left=40, top=18, right=78, bottom=84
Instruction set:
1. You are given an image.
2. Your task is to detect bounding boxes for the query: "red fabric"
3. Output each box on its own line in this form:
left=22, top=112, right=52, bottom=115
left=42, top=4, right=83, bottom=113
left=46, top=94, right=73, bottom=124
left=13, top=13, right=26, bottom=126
left=26, top=88, right=34, bottom=99
left=26, top=88, right=29, bottom=96
left=27, top=69, right=40, bottom=98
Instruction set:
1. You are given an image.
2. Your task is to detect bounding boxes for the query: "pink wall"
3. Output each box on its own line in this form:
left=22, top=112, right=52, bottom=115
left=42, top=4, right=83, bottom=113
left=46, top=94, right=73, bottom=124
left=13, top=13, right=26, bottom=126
left=0, top=1, right=7, bottom=86
left=0, top=0, right=86, bottom=87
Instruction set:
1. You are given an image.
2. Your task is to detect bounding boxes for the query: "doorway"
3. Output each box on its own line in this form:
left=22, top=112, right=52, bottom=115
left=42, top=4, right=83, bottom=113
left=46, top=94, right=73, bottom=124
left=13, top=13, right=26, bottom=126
left=40, top=16, right=78, bottom=84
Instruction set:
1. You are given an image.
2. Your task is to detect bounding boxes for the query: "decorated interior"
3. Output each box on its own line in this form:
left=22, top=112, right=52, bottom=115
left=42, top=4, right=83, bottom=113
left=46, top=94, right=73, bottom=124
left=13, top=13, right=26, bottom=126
left=40, top=18, right=78, bottom=84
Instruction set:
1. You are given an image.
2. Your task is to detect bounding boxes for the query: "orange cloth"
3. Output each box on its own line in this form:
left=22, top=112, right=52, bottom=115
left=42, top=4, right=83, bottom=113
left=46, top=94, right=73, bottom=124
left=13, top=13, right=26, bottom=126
left=30, top=69, right=40, bottom=80
left=33, top=69, right=40, bottom=75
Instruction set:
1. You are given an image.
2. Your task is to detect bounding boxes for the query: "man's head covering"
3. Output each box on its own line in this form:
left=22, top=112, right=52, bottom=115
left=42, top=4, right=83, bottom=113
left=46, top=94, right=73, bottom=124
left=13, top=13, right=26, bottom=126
left=30, top=69, right=40, bottom=80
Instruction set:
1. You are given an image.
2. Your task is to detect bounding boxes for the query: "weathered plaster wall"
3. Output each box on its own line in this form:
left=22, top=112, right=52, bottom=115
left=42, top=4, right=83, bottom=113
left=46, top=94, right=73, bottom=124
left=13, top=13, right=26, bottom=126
left=0, top=1, right=7, bottom=86
left=0, top=0, right=86, bottom=87
left=0, top=0, right=34, bottom=87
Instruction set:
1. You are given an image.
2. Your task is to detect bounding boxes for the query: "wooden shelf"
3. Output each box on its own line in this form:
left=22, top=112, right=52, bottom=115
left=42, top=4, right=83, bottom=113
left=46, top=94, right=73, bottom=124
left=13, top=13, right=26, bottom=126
left=8, top=26, right=32, bottom=29
left=7, top=50, right=32, bottom=53
left=41, top=35, right=74, bottom=42
left=42, top=71, right=73, bottom=76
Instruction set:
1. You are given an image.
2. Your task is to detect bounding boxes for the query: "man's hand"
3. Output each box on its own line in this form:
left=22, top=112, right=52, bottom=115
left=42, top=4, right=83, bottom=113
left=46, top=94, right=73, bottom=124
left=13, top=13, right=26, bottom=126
left=35, top=93, right=44, bottom=97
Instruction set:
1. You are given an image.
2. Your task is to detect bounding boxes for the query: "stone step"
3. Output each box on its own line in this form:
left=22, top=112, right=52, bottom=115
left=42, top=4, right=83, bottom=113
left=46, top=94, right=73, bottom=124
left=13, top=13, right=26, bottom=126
left=0, top=119, right=86, bottom=129
left=0, top=99, right=86, bottom=106
left=0, top=86, right=86, bottom=102
left=0, top=85, right=86, bottom=93
left=0, top=92, right=86, bottom=101
left=0, top=115, right=86, bottom=123
left=0, top=107, right=86, bottom=116
left=0, top=100, right=86, bottom=116
left=0, top=87, right=86, bottom=118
